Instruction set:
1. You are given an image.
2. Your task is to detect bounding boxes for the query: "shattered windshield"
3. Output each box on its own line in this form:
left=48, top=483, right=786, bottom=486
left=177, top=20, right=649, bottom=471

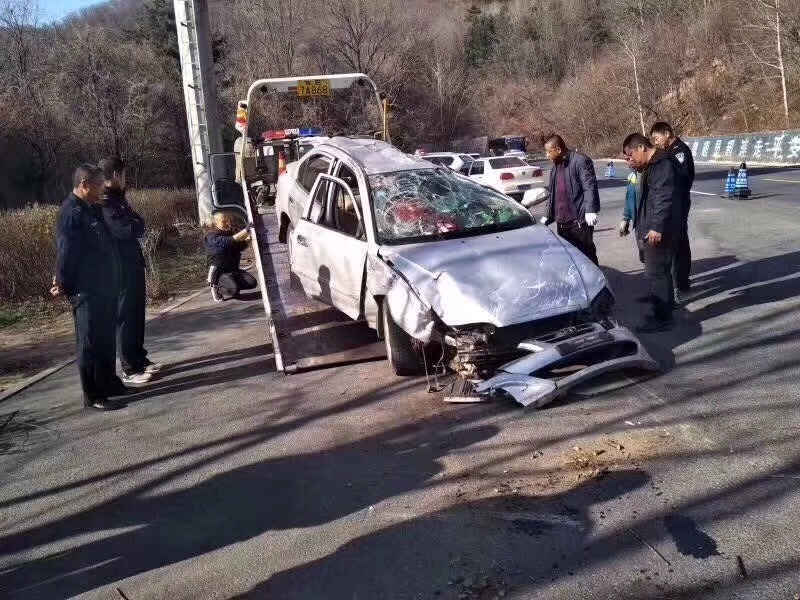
left=369, top=168, right=533, bottom=245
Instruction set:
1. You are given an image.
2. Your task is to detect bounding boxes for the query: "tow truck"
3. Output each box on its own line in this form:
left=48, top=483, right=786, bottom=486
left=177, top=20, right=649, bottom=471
left=209, top=73, right=392, bottom=373
left=208, top=73, right=658, bottom=407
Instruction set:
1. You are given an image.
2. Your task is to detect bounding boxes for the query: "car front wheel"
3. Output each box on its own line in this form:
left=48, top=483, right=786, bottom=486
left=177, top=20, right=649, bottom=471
left=382, top=300, right=425, bottom=376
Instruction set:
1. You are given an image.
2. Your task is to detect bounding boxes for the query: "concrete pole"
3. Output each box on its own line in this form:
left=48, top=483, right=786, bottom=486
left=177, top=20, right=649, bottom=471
left=174, top=0, right=223, bottom=225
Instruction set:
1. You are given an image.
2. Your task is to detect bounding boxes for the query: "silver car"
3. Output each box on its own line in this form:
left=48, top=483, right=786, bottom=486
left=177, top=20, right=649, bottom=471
left=277, top=137, right=656, bottom=405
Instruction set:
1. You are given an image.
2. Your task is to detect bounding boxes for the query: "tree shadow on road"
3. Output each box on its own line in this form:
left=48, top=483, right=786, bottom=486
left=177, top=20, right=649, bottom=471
left=235, top=469, right=651, bottom=599
left=602, top=249, right=800, bottom=373
left=0, top=416, right=499, bottom=599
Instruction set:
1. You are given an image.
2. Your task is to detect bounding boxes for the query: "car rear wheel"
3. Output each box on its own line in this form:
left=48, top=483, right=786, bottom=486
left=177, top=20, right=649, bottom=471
left=382, top=300, right=425, bottom=376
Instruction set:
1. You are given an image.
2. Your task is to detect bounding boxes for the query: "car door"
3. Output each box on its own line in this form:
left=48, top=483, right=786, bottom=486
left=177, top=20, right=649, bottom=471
left=290, top=174, right=368, bottom=319
left=287, top=152, right=333, bottom=226
left=468, top=159, right=486, bottom=183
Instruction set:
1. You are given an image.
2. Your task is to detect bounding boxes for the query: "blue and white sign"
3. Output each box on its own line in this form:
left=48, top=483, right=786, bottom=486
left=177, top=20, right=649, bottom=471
left=683, top=130, right=800, bottom=165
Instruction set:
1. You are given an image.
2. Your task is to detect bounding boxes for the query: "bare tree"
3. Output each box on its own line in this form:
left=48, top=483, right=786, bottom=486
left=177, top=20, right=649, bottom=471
left=742, top=0, right=791, bottom=127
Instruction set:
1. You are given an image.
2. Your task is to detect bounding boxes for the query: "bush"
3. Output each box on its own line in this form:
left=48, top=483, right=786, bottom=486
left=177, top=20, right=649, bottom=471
left=0, top=205, right=59, bottom=302
left=0, top=188, right=200, bottom=305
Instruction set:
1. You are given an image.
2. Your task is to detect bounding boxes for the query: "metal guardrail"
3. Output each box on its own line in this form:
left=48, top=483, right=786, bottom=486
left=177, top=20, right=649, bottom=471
left=683, top=130, right=800, bottom=165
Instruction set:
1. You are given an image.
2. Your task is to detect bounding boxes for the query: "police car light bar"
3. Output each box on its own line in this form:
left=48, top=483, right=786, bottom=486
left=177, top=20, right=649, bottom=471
left=264, top=127, right=324, bottom=141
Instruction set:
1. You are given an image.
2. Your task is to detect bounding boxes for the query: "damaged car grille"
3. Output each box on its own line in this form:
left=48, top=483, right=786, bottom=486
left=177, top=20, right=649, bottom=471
left=447, top=313, right=613, bottom=378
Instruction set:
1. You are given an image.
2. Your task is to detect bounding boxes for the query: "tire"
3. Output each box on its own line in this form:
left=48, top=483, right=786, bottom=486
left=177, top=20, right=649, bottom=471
left=382, top=300, right=425, bottom=376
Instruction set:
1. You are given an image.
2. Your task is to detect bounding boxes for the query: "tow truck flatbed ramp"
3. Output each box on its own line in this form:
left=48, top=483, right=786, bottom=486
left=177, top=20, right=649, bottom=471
left=254, top=206, right=386, bottom=373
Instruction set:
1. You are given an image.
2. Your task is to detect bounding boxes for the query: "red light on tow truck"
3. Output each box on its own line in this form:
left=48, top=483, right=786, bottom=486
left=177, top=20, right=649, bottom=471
left=278, top=151, right=287, bottom=174
left=500, top=172, right=515, bottom=181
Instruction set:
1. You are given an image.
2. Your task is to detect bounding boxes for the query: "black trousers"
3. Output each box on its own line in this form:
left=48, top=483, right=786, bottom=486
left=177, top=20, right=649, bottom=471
left=672, top=218, right=692, bottom=291
left=643, top=242, right=675, bottom=322
left=217, top=270, right=257, bottom=299
left=118, top=265, right=148, bottom=375
left=70, top=292, right=122, bottom=402
left=557, top=222, right=598, bottom=265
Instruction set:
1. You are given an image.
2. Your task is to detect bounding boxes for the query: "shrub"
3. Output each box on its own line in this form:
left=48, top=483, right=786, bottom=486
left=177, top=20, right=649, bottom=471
left=0, top=188, right=200, bottom=304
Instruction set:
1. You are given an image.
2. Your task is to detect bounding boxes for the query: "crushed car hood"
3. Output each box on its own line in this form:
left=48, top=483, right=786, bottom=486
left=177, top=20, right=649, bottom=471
left=379, top=225, right=607, bottom=328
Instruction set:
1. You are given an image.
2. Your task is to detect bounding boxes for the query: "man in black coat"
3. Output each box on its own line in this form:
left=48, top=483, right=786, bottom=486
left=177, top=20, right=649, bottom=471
left=205, top=211, right=257, bottom=302
left=622, top=133, right=683, bottom=333
left=99, top=157, right=161, bottom=385
left=52, top=164, right=126, bottom=410
left=541, top=135, right=601, bottom=265
left=650, top=122, right=695, bottom=302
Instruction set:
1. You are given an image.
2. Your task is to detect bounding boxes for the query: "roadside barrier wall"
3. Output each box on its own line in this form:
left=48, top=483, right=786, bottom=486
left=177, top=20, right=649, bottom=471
left=683, top=129, right=800, bottom=165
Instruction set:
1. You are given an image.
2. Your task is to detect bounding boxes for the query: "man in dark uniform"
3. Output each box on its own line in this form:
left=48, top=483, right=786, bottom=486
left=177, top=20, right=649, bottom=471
left=205, top=210, right=257, bottom=302
left=51, top=164, right=126, bottom=411
left=541, top=135, right=601, bottom=265
left=622, top=133, right=682, bottom=333
left=650, top=122, right=695, bottom=303
left=99, top=157, right=161, bottom=385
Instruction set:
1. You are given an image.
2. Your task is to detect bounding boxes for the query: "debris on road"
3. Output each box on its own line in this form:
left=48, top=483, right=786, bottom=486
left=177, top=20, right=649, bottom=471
left=605, top=439, right=625, bottom=451
left=628, top=529, right=672, bottom=567
left=736, top=555, right=748, bottom=579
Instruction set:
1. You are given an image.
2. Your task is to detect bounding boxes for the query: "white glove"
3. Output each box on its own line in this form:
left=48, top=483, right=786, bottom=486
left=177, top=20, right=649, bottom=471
left=619, top=219, right=630, bottom=237
left=585, top=212, right=598, bottom=227
left=539, top=216, right=548, bottom=225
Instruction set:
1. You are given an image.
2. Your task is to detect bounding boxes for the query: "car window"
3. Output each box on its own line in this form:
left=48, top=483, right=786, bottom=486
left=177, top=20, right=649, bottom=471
left=489, top=157, right=526, bottom=169
left=458, top=161, right=473, bottom=175
left=300, top=155, right=331, bottom=191
left=458, top=155, right=473, bottom=163
left=470, top=161, right=484, bottom=176
left=329, top=181, right=364, bottom=239
left=428, top=156, right=454, bottom=166
left=369, top=168, right=532, bottom=244
left=307, top=178, right=329, bottom=223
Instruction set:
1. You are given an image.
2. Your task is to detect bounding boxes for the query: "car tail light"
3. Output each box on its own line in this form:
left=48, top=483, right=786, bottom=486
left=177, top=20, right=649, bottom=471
left=278, top=151, right=287, bottom=174
left=500, top=172, right=515, bottom=181
left=532, top=167, right=542, bottom=177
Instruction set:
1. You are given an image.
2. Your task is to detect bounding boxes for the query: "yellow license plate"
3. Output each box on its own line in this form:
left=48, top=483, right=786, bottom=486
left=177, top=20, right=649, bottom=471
left=297, top=79, right=331, bottom=98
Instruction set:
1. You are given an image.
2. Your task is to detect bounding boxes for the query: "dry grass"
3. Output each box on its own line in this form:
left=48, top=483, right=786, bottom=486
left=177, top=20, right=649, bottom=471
left=0, top=188, right=203, bottom=316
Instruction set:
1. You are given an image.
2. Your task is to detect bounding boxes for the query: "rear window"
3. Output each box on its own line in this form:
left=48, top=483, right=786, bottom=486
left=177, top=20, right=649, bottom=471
left=489, top=157, right=526, bottom=168
left=427, top=156, right=454, bottom=166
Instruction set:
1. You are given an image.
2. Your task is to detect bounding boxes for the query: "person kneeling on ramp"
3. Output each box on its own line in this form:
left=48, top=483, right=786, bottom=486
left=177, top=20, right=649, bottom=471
left=205, top=210, right=257, bottom=302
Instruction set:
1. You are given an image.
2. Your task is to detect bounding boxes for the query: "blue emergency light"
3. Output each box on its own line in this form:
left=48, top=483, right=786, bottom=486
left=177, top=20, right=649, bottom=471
left=299, top=127, right=323, bottom=137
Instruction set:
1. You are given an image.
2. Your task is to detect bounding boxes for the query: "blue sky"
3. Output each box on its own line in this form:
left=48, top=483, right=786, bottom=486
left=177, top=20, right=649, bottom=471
left=38, top=0, right=106, bottom=22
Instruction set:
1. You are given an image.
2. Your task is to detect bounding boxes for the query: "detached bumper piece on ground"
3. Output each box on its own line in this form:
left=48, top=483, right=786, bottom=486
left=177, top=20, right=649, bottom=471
left=471, top=323, right=659, bottom=408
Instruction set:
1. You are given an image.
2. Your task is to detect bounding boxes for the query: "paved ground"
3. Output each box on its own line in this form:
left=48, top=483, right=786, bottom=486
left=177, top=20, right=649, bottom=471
left=1, top=165, right=799, bottom=599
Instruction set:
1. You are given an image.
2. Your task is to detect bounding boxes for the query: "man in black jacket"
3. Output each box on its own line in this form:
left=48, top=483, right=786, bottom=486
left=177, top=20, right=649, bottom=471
left=51, top=164, right=126, bottom=410
left=99, top=157, right=161, bottom=385
left=541, top=135, right=601, bottom=265
left=650, top=122, right=695, bottom=301
left=622, top=133, right=682, bottom=333
left=205, top=211, right=257, bottom=302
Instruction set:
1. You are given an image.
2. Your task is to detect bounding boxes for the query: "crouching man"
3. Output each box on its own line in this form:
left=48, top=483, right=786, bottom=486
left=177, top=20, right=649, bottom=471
left=205, top=210, right=257, bottom=302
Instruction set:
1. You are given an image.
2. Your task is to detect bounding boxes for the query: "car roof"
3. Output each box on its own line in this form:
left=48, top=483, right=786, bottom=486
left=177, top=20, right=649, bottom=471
left=318, top=137, right=434, bottom=175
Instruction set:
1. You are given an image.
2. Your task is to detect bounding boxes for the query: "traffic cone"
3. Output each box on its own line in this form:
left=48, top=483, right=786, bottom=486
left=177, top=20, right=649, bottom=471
left=734, top=162, right=751, bottom=198
left=723, top=168, right=736, bottom=198
left=605, top=161, right=616, bottom=178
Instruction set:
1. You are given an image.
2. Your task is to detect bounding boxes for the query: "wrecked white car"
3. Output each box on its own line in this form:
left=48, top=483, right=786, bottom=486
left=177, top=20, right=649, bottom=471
left=277, top=137, right=657, bottom=405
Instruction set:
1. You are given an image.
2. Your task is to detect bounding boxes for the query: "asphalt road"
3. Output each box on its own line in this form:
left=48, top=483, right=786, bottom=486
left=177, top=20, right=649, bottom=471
left=1, top=164, right=799, bottom=599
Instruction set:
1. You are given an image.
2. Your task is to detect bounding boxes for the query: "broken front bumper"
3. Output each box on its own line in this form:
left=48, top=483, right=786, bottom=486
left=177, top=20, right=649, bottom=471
left=473, top=323, right=659, bottom=408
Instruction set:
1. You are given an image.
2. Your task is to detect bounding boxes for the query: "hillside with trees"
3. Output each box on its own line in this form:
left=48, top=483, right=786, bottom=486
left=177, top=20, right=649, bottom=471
left=1, top=0, right=799, bottom=209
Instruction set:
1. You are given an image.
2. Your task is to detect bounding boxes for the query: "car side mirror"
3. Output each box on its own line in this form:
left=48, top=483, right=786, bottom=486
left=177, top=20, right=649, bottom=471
left=521, top=187, right=549, bottom=208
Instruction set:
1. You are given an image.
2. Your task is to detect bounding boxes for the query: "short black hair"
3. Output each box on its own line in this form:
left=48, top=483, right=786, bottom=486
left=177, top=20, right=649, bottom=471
left=622, top=133, right=653, bottom=152
left=98, top=156, right=125, bottom=180
left=72, top=163, right=103, bottom=188
left=544, top=134, right=568, bottom=151
left=649, top=121, right=674, bottom=137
